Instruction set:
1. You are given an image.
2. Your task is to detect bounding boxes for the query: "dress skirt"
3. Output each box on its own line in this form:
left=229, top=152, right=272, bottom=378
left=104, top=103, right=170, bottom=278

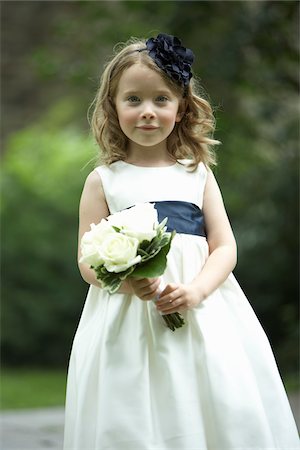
left=64, top=233, right=299, bottom=449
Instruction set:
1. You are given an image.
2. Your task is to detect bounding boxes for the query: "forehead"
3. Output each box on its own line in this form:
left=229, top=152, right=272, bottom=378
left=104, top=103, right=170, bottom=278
left=117, top=63, right=172, bottom=93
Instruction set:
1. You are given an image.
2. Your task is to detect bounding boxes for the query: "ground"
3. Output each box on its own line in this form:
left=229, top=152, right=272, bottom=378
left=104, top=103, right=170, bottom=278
left=0, top=393, right=299, bottom=449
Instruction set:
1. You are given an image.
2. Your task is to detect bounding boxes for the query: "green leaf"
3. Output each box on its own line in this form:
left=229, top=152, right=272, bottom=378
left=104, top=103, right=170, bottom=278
left=131, top=248, right=168, bottom=277
left=140, top=231, right=173, bottom=259
left=138, top=239, right=152, bottom=250
left=159, top=217, right=168, bottom=228
left=94, top=264, right=136, bottom=294
left=137, top=248, right=150, bottom=257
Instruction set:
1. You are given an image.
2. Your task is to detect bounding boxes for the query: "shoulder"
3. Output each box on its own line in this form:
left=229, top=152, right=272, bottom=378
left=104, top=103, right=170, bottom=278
left=177, top=159, right=207, bottom=173
left=84, top=168, right=102, bottom=187
left=94, top=161, right=123, bottom=176
left=179, top=160, right=208, bottom=185
left=80, top=168, right=109, bottom=216
left=203, top=168, right=224, bottom=206
left=82, top=168, right=106, bottom=200
left=86, top=162, right=122, bottom=185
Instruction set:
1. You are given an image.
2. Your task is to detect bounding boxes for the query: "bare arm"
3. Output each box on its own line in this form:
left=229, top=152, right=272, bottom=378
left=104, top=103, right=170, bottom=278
left=78, top=170, right=151, bottom=295
left=191, top=168, right=237, bottom=297
left=77, top=170, right=109, bottom=287
left=156, top=169, right=237, bottom=312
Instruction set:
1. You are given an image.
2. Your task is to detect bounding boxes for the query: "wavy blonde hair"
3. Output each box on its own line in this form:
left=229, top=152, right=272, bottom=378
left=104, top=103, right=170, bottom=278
left=90, top=37, right=220, bottom=169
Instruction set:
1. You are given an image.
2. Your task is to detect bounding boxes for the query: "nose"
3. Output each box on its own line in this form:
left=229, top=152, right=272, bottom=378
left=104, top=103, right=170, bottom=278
left=141, top=102, right=156, bottom=120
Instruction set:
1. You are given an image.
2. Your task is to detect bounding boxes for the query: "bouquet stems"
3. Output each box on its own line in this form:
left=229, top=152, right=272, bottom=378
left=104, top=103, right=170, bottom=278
left=162, top=312, right=185, bottom=331
left=154, top=288, right=185, bottom=331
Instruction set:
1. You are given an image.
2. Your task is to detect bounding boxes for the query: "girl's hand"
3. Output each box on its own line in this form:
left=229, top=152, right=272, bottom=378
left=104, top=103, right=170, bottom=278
left=156, top=283, right=203, bottom=314
left=128, top=277, right=161, bottom=301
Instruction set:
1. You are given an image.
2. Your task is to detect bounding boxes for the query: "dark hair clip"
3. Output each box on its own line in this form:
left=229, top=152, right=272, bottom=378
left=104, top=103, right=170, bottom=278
left=145, top=33, right=194, bottom=89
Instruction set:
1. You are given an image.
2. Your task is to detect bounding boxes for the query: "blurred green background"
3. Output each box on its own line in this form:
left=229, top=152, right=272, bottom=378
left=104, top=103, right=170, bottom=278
left=1, top=1, right=299, bottom=407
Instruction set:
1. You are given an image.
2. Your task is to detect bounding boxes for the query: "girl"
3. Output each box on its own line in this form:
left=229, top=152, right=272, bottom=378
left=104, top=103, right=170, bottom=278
left=64, top=34, right=299, bottom=449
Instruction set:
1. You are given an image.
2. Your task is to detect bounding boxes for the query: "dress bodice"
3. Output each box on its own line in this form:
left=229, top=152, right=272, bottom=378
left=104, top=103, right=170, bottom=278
left=95, top=160, right=208, bottom=214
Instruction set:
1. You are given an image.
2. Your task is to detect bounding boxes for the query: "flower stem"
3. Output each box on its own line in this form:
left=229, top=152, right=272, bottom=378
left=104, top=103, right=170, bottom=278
left=162, top=312, right=185, bottom=331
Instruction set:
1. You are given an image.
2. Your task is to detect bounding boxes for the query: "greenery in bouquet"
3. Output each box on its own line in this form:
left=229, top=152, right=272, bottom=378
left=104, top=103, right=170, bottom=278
left=79, top=203, right=185, bottom=331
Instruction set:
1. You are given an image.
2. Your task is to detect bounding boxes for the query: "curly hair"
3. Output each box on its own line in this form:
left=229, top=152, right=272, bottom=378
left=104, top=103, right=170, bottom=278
left=90, top=37, right=219, bottom=170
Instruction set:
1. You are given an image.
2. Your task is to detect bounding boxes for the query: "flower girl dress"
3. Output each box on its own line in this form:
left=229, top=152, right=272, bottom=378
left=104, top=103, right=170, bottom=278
left=64, top=160, right=299, bottom=450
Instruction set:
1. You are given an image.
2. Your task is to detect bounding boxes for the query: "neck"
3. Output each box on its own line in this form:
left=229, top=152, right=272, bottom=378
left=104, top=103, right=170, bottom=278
left=126, top=143, right=175, bottom=167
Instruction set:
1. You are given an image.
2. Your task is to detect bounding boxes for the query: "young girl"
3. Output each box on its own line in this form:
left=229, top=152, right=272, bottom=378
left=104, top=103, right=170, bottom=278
left=64, top=34, right=299, bottom=449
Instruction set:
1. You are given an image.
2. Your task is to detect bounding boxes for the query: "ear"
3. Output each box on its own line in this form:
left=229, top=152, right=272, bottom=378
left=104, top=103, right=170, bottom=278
left=175, top=111, right=185, bottom=122
left=175, top=100, right=187, bottom=122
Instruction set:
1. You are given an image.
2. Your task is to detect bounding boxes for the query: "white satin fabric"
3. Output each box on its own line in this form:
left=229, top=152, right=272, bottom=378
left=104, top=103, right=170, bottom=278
left=64, top=161, right=299, bottom=449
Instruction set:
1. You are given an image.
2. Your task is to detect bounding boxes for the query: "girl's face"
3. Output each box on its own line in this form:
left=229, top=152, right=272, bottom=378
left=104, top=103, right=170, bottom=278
left=115, top=63, right=182, bottom=155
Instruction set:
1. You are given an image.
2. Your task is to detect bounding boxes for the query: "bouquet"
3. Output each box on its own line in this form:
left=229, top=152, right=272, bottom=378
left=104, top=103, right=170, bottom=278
left=79, top=203, right=185, bottom=331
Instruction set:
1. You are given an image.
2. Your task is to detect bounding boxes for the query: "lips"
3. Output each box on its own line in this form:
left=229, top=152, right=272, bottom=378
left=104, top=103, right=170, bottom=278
left=137, top=125, right=159, bottom=130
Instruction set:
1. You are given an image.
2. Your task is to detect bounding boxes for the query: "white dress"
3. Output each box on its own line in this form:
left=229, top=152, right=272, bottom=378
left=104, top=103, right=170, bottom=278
left=64, top=160, right=299, bottom=450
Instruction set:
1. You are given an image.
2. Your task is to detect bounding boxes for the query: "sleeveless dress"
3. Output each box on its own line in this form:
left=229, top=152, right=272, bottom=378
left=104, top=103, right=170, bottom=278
left=64, top=160, right=299, bottom=450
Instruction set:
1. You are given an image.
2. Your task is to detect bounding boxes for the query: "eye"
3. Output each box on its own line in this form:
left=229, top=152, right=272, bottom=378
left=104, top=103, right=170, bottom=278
left=156, top=95, right=168, bottom=103
left=127, top=95, right=140, bottom=103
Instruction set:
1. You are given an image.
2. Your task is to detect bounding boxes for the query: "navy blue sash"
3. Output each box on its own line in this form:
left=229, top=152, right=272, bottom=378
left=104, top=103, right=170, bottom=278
left=153, top=200, right=206, bottom=237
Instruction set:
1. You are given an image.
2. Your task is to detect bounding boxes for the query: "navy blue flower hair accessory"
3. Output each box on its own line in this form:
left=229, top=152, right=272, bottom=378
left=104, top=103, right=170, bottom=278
left=145, top=33, right=195, bottom=90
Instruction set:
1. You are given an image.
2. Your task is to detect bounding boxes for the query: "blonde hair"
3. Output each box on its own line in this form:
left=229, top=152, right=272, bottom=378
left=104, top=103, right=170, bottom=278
left=90, top=37, right=219, bottom=169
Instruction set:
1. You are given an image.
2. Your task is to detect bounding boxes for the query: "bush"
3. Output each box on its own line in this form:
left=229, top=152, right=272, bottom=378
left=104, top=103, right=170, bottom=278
left=1, top=99, right=97, bottom=366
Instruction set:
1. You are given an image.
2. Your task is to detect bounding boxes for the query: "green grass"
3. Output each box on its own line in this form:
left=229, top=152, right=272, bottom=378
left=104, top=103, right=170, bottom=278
left=0, top=368, right=298, bottom=411
left=0, top=368, right=67, bottom=410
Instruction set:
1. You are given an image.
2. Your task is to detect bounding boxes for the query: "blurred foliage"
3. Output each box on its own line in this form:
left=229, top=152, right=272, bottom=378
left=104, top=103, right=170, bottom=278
left=1, top=368, right=66, bottom=409
left=2, top=99, right=95, bottom=365
left=1, top=1, right=299, bottom=375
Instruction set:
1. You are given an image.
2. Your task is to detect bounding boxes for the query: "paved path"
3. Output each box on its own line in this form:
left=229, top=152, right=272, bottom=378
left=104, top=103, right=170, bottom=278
left=0, top=394, right=299, bottom=450
left=0, top=407, right=64, bottom=449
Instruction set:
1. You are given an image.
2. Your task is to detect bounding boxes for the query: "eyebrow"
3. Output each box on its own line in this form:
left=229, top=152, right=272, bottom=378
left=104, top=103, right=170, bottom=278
left=122, top=89, right=173, bottom=96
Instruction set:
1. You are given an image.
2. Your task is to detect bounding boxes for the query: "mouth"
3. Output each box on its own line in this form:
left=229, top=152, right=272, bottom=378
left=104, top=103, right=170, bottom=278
left=137, top=125, right=159, bottom=131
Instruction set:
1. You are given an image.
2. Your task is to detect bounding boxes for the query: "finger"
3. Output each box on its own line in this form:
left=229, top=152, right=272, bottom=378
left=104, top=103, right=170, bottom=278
left=134, top=278, right=150, bottom=288
left=139, top=280, right=160, bottom=297
left=159, top=283, right=177, bottom=297
left=135, top=277, right=160, bottom=289
left=157, top=299, right=182, bottom=313
left=158, top=295, right=184, bottom=313
left=161, top=305, right=183, bottom=314
left=131, top=281, right=150, bottom=294
left=140, top=289, right=160, bottom=301
left=138, top=281, right=161, bottom=301
left=156, top=286, right=179, bottom=306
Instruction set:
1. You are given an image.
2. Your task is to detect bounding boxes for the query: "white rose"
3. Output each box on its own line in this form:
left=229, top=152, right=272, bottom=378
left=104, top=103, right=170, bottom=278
left=107, top=203, right=158, bottom=243
left=99, top=233, right=141, bottom=273
left=79, top=219, right=116, bottom=266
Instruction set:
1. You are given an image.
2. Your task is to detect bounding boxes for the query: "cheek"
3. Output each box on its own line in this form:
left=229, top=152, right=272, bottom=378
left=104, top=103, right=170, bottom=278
left=117, top=108, right=137, bottom=127
left=161, top=108, right=180, bottom=126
